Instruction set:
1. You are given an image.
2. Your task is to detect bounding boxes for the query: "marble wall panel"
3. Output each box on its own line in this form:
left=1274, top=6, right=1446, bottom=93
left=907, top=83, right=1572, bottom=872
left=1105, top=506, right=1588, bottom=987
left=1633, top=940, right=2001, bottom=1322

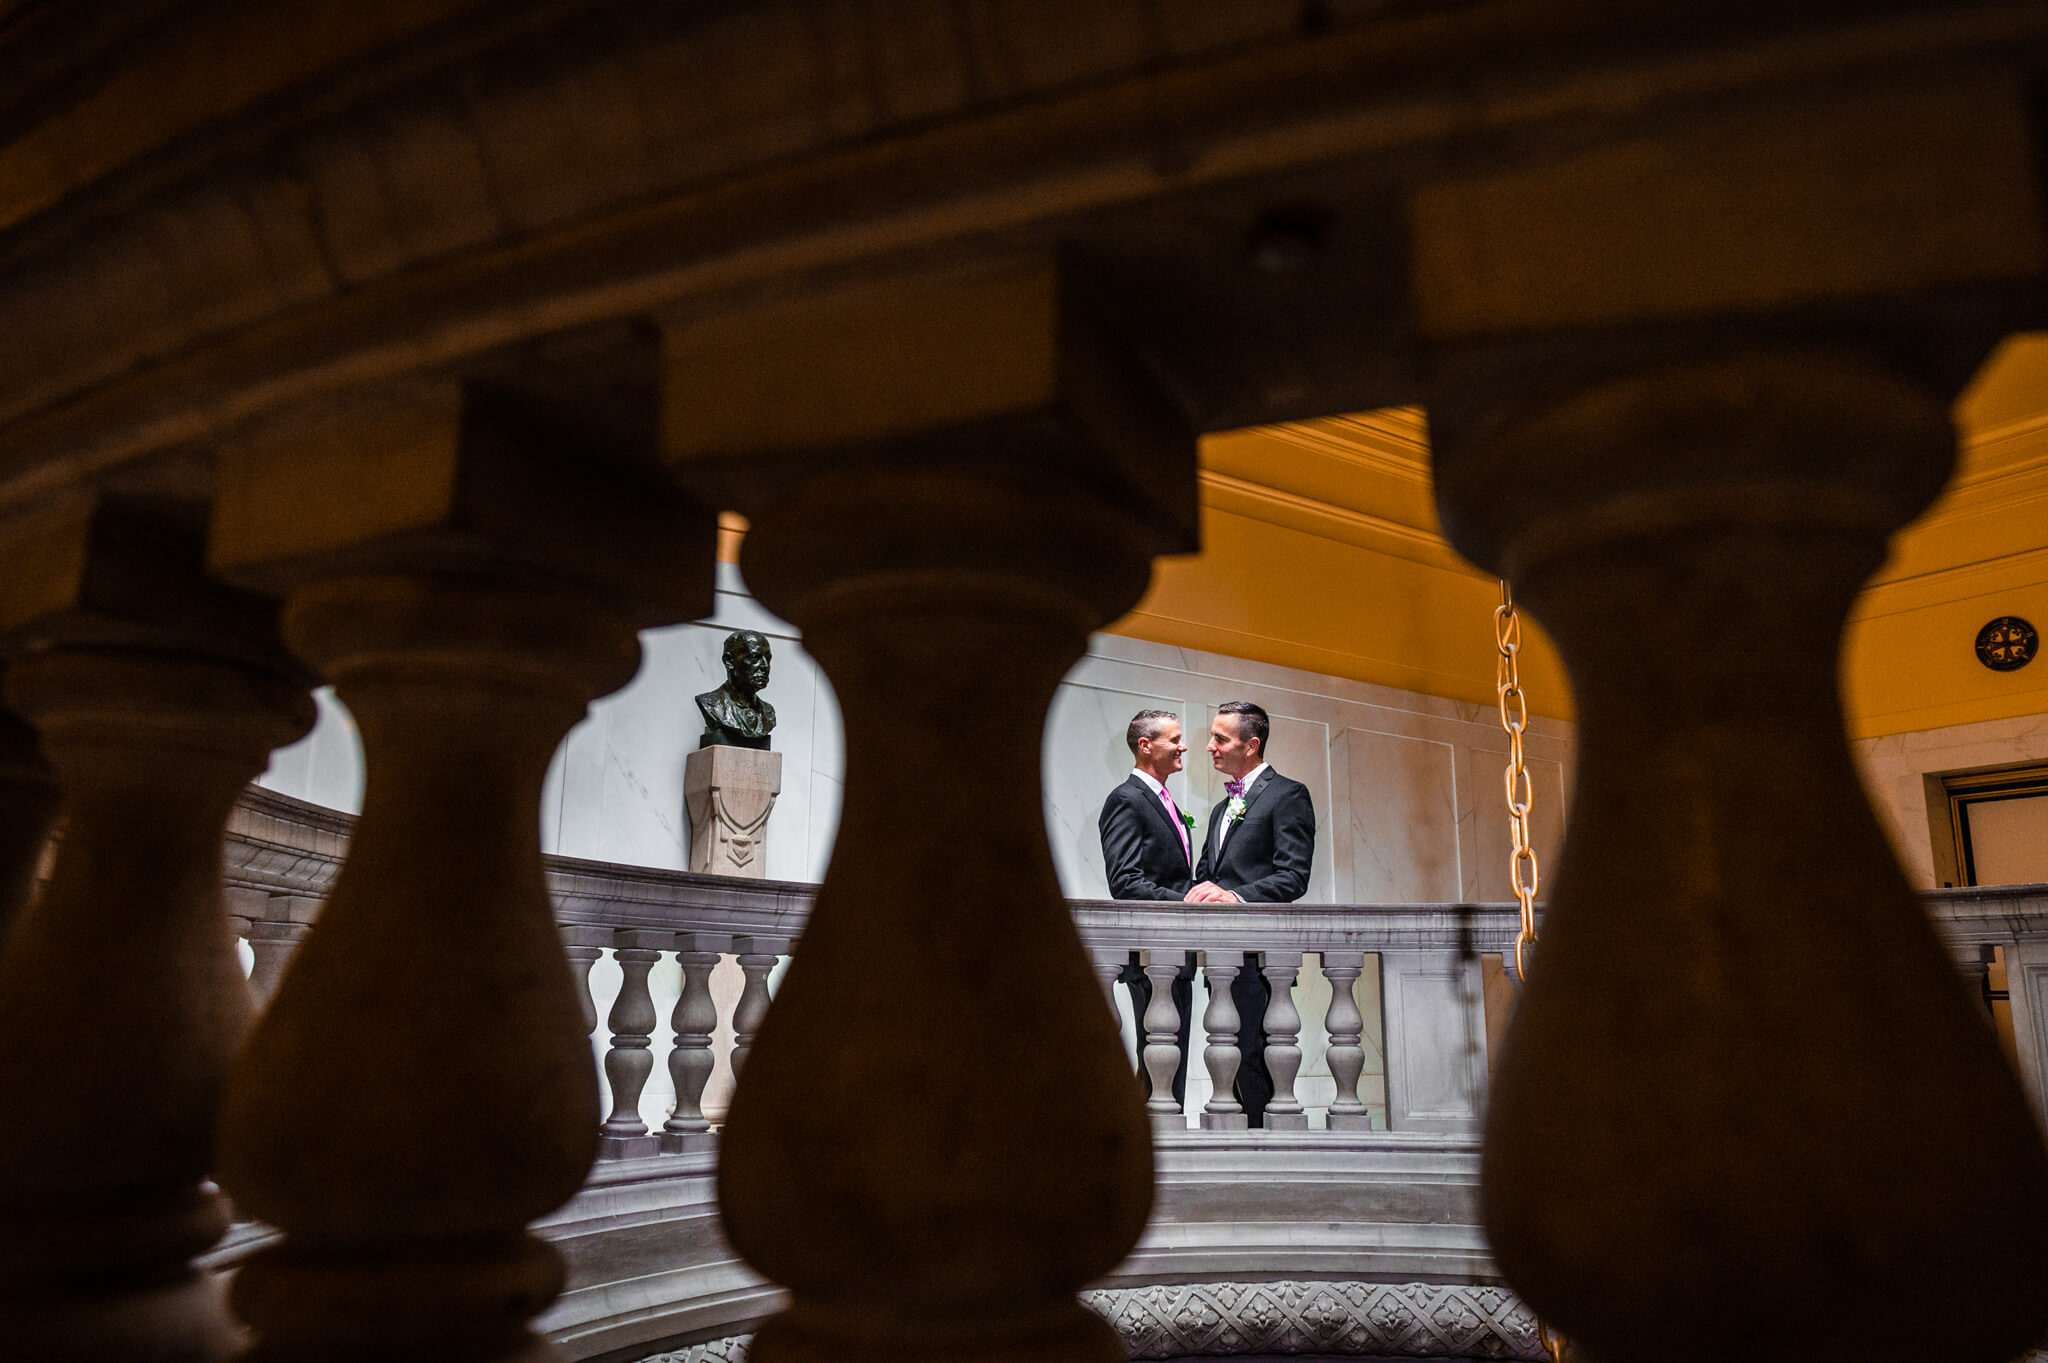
left=1346, top=729, right=1461, bottom=903
left=543, top=568, right=837, bottom=882
left=1044, top=682, right=1193, bottom=899
left=805, top=671, right=846, bottom=883
left=1182, top=709, right=1336, bottom=905
left=255, top=573, right=1579, bottom=919
left=1459, top=748, right=1566, bottom=904
left=1379, top=950, right=1487, bottom=1133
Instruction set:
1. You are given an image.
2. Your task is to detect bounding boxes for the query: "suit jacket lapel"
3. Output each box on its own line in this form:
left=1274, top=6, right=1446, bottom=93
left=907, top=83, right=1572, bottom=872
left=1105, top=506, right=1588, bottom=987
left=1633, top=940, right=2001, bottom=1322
left=1133, top=775, right=1189, bottom=864
left=1237, top=767, right=1275, bottom=816
left=1212, top=769, right=1272, bottom=872
left=1204, top=795, right=1228, bottom=868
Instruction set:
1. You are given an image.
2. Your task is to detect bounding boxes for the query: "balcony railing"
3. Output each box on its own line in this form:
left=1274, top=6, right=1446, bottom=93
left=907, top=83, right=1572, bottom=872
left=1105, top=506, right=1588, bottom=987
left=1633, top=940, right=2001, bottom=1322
left=203, top=785, right=2048, bottom=1361
left=222, top=784, right=2048, bottom=1156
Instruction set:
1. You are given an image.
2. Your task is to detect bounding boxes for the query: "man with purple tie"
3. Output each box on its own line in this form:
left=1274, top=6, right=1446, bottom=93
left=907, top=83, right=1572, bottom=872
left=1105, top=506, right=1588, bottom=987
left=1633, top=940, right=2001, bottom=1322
left=1098, top=709, right=1197, bottom=1107
left=1187, top=700, right=1316, bottom=1126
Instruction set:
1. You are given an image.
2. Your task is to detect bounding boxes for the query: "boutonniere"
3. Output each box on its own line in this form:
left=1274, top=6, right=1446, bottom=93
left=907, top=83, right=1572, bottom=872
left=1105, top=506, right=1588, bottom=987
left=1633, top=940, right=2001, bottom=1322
left=1224, top=795, right=1248, bottom=825
left=1179, top=810, right=1195, bottom=831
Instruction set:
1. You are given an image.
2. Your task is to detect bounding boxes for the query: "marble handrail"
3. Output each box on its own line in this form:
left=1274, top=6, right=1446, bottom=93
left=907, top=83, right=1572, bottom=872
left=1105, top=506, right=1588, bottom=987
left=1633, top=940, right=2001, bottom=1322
left=221, top=787, right=2048, bottom=1142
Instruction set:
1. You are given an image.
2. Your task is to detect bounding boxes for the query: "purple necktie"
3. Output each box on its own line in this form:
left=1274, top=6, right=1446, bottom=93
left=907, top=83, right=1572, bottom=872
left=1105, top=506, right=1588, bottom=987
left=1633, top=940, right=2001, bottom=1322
left=1160, top=787, right=1190, bottom=863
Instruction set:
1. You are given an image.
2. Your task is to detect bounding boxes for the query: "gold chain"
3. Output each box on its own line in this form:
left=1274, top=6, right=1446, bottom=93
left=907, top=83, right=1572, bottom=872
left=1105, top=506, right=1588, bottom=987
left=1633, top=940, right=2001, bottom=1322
left=1496, top=579, right=1563, bottom=1363
left=1496, top=580, right=1541, bottom=980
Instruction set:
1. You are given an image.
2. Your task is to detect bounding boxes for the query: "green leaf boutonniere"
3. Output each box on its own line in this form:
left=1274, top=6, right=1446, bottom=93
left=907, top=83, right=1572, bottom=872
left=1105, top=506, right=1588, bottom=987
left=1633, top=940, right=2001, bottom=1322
left=1179, top=810, right=1195, bottom=831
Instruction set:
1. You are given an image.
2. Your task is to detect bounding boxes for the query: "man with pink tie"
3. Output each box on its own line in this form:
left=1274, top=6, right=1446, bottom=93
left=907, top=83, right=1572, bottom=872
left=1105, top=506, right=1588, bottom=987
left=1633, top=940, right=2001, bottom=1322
left=1098, top=709, right=1197, bottom=1107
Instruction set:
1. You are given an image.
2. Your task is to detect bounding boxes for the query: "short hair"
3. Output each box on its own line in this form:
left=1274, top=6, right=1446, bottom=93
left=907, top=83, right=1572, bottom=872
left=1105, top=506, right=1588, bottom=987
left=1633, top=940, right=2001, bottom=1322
left=1125, top=709, right=1178, bottom=756
left=1217, top=700, right=1270, bottom=757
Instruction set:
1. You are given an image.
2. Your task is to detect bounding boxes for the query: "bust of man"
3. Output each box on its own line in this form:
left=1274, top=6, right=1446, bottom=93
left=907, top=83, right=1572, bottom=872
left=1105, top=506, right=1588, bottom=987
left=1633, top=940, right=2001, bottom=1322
left=696, top=630, right=776, bottom=749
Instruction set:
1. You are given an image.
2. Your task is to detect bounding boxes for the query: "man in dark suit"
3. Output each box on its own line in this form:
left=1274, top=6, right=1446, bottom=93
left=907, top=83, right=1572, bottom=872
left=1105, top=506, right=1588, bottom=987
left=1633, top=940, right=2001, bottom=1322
left=1097, top=709, right=1197, bottom=1106
left=1188, top=700, right=1316, bottom=1125
left=1099, top=709, right=1195, bottom=901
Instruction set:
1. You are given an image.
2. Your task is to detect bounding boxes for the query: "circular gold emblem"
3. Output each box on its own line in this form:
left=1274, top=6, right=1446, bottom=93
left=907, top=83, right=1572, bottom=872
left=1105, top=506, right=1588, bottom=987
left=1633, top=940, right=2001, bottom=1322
left=1975, top=617, right=2038, bottom=672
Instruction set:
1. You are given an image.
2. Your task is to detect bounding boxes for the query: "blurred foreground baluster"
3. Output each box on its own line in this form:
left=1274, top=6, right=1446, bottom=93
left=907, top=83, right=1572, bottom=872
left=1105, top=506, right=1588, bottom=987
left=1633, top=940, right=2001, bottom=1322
left=685, top=259, right=1192, bottom=1361
left=211, top=366, right=714, bottom=1361
left=0, top=496, right=312, bottom=1360
left=1433, top=341, right=2048, bottom=1363
left=0, top=690, right=57, bottom=947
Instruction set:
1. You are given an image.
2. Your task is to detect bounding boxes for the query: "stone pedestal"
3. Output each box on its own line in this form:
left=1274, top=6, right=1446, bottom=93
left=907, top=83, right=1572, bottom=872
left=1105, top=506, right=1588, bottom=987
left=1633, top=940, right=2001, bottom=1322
left=685, top=745, right=782, bottom=878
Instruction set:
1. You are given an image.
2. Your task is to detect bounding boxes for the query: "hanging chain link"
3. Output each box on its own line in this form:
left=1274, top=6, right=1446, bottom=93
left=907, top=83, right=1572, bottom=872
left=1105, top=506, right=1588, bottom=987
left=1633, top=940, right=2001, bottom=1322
left=1496, top=579, right=1541, bottom=981
left=1496, top=578, right=1562, bottom=1363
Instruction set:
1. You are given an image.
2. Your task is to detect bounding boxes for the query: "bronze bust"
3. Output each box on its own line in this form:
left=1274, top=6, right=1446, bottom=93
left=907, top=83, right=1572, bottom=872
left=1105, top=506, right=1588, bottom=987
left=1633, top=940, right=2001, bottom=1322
left=696, top=630, right=776, bottom=749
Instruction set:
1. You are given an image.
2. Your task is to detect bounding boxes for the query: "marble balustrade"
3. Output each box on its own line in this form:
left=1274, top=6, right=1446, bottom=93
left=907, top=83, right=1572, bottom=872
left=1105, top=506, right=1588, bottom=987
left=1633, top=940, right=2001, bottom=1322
left=218, top=786, right=2048, bottom=1147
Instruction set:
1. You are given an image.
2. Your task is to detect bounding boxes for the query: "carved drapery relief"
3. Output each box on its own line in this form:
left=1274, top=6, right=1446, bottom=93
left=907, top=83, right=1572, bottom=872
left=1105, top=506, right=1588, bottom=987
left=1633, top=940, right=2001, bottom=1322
left=683, top=746, right=782, bottom=878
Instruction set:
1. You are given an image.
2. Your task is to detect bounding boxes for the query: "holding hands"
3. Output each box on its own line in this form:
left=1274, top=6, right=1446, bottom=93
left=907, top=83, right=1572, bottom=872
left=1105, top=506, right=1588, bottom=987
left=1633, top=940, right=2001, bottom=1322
left=1184, top=881, right=1240, bottom=904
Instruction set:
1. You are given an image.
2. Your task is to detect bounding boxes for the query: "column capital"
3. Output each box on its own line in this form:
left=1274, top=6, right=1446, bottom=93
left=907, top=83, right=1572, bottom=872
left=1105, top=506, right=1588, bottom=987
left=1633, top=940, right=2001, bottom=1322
left=1429, top=342, right=1958, bottom=586
left=211, top=369, right=715, bottom=627
left=662, top=254, right=1197, bottom=559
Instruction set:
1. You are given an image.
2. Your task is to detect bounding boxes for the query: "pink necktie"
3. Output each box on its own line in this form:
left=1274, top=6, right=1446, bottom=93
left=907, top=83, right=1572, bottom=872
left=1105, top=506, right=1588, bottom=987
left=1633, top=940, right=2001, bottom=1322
left=1160, top=787, right=1190, bottom=864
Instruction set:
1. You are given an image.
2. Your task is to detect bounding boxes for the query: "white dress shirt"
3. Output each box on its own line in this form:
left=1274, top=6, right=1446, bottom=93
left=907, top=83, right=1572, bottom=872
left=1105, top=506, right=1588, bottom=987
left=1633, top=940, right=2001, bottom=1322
left=1213, top=761, right=1269, bottom=857
left=1131, top=767, right=1191, bottom=865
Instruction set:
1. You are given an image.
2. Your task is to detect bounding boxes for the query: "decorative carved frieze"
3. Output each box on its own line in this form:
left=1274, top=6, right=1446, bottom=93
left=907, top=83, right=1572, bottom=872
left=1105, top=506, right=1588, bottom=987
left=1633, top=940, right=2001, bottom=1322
left=628, top=1280, right=1547, bottom=1362
left=1084, top=1280, right=1544, bottom=1360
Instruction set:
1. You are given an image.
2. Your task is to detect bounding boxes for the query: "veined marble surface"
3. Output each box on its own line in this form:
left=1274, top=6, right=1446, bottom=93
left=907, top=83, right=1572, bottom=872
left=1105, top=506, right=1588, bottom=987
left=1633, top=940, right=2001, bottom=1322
left=260, top=563, right=1577, bottom=905
left=1051, top=634, right=1573, bottom=906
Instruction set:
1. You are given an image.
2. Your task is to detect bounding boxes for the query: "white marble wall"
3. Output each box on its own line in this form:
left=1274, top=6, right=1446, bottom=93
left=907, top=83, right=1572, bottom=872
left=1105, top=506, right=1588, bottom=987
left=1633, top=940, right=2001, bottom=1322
left=1044, top=635, right=1573, bottom=906
left=1855, top=712, right=2048, bottom=889
left=254, top=567, right=1576, bottom=1133
left=261, top=566, right=1575, bottom=904
left=259, top=563, right=845, bottom=882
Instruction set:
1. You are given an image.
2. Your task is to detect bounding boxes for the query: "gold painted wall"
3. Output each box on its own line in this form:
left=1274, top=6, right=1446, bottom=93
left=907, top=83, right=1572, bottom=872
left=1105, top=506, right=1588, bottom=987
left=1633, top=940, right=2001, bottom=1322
left=1109, top=408, right=1572, bottom=718
left=1109, top=335, right=2048, bottom=738
left=1844, top=334, right=2048, bottom=738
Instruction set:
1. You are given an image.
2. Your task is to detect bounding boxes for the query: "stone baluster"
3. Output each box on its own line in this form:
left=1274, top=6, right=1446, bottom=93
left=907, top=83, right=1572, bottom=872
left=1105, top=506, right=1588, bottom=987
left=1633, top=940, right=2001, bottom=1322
left=663, top=932, right=729, bottom=1152
left=730, top=936, right=787, bottom=1079
left=689, top=259, right=1188, bottom=1361
left=1430, top=342, right=2048, bottom=1363
left=210, top=369, right=714, bottom=1361
left=0, top=494, right=313, bottom=1359
left=0, top=694, right=58, bottom=947
left=1140, top=951, right=1186, bottom=1130
left=1260, top=952, right=1308, bottom=1130
left=1088, top=946, right=1131, bottom=1020
left=600, top=929, right=667, bottom=1158
left=1321, top=951, right=1373, bottom=1130
left=1198, top=952, right=1247, bottom=1130
left=560, top=924, right=613, bottom=1038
